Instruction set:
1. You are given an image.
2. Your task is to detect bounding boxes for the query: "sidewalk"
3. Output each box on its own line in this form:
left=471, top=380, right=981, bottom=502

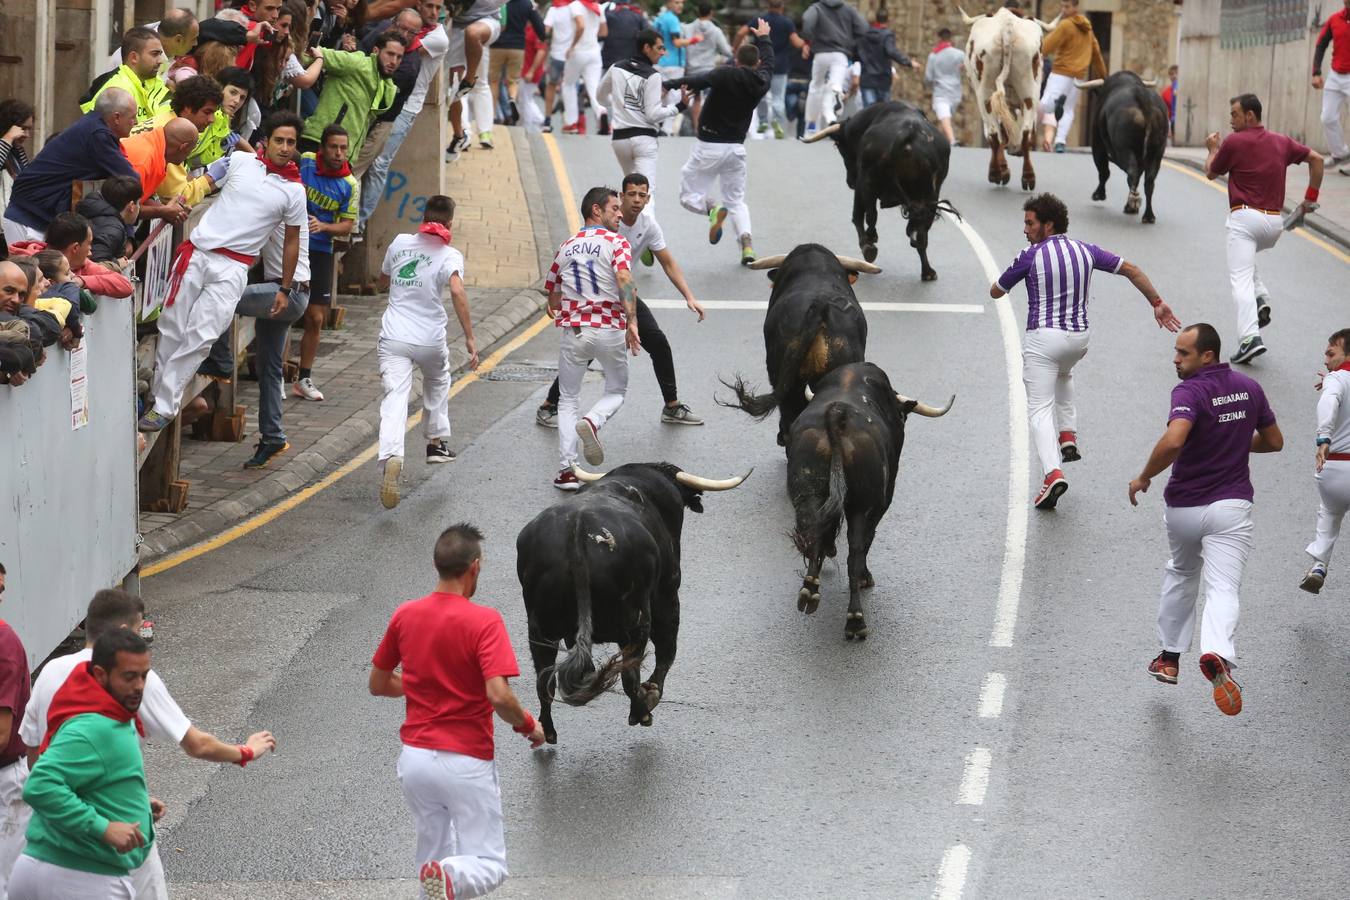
left=138, top=127, right=553, bottom=559
left=1166, top=145, right=1350, bottom=251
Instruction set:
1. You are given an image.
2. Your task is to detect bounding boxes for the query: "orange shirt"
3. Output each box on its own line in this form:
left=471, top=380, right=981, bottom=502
left=119, top=128, right=168, bottom=202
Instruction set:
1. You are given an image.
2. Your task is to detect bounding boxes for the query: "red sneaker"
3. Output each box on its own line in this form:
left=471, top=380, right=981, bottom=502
left=1034, top=469, right=1068, bottom=510
left=553, top=468, right=581, bottom=491
left=1199, top=652, right=1242, bottom=716
left=1146, top=653, right=1178, bottom=684
left=1059, top=430, right=1080, bottom=462
left=419, top=860, right=455, bottom=899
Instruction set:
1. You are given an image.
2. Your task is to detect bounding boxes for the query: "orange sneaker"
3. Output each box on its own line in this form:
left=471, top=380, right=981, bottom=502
left=1199, top=652, right=1242, bottom=716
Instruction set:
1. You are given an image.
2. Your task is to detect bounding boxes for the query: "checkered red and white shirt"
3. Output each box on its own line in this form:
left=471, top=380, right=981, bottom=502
left=545, top=226, right=633, bottom=329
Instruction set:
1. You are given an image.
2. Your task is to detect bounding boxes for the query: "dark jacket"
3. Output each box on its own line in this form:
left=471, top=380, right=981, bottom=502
left=75, top=193, right=132, bottom=263
left=602, top=5, right=648, bottom=70
left=802, top=0, right=869, bottom=56
left=667, top=36, right=774, bottom=144
left=856, top=26, right=911, bottom=91
left=495, top=0, right=547, bottom=51
left=14, top=306, right=61, bottom=347
left=0, top=317, right=38, bottom=376
left=41, top=281, right=83, bottom=342
left=6, top=113, right=138, bottom=233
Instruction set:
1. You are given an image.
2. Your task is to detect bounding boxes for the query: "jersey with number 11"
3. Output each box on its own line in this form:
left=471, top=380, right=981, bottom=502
left=546, top=225, right=633, bottom=329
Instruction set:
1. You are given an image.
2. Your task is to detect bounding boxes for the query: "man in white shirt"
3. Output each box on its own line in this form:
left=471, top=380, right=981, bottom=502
left=18, top=589, right=276, bottom=900
left=541, top=1, right=577, bottom=133
left=1301, top=327, right=1350, bottom=593
left=597, top=30, right=687, bottom=186
left=560, top=0, right=608, bottom=134
left=377, top=195, right=479, bottom=509
left=138, top=111, right=307, bottom=433
left=360, top=0, right=450, bottom=229
left=545, top=186, right=641, bottom=490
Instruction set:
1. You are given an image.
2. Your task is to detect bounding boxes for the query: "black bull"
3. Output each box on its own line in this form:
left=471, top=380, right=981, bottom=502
left=787, top=363, right=953, bottom=639
left=718, top=243, right=877, bottom=448
left=516, top=462, right=749, bottom=744
left=803, top=101, right=954, bottom=281
left=1080, top=71, right=1169, bottom=224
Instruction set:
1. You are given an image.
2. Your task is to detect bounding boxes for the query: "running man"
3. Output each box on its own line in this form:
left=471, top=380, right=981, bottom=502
left=545, top=186, right=641, bottom=491
left=560, top=0, right=608, bottom=134
left=1299, top=327, right=1350, bottom=593
left=1129, top=323, right=1283, bottom=717
left=925, top=27, right=965, bottom=145
left=1038, top=0, right=1105, bottom=152
left=991, top=193, right=1179, bottom=510
left=801, top=0, right=868, bottom=133
left=370, top=524, right=544, bottom=900
left=1312, top=0, right=1350, bottom=169
left=665, top=17, right=774, bottom=265
left=376, top=195, right=478, bottom=510
left=536, top=172, right=706, bottom=430
left=597, top=30, right=688, bottom=185
left=1206, top=93, right=1324, bottom=364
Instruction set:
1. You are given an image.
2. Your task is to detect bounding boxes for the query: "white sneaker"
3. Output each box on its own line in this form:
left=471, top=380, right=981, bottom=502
left=380, top=457, right=402, bottom=509
left=292, top=377, right=325, bottom=401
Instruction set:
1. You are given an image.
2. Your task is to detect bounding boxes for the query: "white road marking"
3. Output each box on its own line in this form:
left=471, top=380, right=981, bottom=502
left=957, top=747, right=993, bottom=805
left=639, top=299, right=985, bottom=313
left=932, top=845, right=972, bottom=900
left=939, top=211, right=1028, bottom=648
left=978, top=672, right=1007, bottom=719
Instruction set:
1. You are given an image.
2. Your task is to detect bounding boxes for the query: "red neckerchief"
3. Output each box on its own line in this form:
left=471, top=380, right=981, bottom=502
left=38, top=662, right=145, bottom=754
left=550, top=0, right=570, bottom=7
left=256, top=145, right=301, bottom=182
left=577, top=0, right=602, bottom=14
left=314, top=155, right=352, bottom=178
left=933, top=40, right=953, bottom=53
left=1338, top=362, right=1350, bottom=374
left=408, top=24, right=435, bottom=52
left=419, top=222, right=452, bottom=244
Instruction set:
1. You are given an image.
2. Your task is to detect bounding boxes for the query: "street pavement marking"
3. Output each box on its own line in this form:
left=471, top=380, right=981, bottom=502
left=940, top=211, right=1028, bottom=649
left=933, top=845, right=972, bottom=900
left=978, top=672, right=1007, bottom=718
left=542, top=133, right=583, bottom=233
left=1160, top=160, right=1350, bottom=265
left=641, top=298, right=985, bottom=313
left=956, top=747, right=993, bottom=805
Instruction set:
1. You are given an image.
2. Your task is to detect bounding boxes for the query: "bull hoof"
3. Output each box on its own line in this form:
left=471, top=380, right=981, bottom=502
left=1091, top=187, right=1106, bottom=202
left=776, top=432, right=787, bottom=448
left=641, top=681, right=662, bottom=711
left=797, top=587, right=821, bottom=615
left=862, top=244, right=878, bottom=263
left=844, top=612, right=868, bottom=640
left=921, top=269, right=937, bottom=282
left=1123, top=204, right=1139, bottom=216
left=1142, top=212, right=1156, bottom=225
left=859, top=571, right=874, bottom=589
left=545, top=730, right=558, bottom=744
left=629, top=711, right=654, bottom=726
left=1021, top=175, right=1035, bottom=191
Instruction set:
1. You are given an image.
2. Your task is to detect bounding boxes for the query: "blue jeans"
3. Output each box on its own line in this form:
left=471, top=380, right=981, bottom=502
left=861, top=86, right=889, bottom=108
left=206, top=282, right=309, bottom=444
left=359, top=107, right=416, bottom=228
left=756, top=73, right=788, bottom=129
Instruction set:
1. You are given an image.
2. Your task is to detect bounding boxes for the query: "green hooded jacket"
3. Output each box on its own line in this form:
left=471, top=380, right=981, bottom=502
left=300, top=49, right=398, bottom=161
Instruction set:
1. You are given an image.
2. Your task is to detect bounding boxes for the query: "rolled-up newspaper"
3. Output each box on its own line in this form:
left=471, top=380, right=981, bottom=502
left=1283, top=200, right=1320, bottom=231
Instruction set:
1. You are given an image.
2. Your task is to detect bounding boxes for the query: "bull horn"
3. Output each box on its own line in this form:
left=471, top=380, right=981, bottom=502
left=747, top=254, right=788, bottom=270
left=1074, top=78, right=1104, bottom=90
left=1036, top=13, right=1061, bottom=32
left=835, top=255, right=882, bottom=275
left=800, top=122, right=841, bottom=143
left=897, top=393, right=956, bottom=418
left=957, top=5, right=980, bottom=25
left=804, top=385, right=814, bottom=401
left=674, top=468, right=754, bottom=492
left=1139, top=78, right=1157, bottom=87
left=570, top=464, right=605, bottom=482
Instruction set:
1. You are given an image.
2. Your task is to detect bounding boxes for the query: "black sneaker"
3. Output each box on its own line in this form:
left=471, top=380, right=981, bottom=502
left=243, top=439, right=289, bottom=469
left=426, top=440, right=456, bottom=463
left=1256, top=295, right=1272, bottom=328
left=197, top=359, right=233, bottom=382
left=1231, top=334, right=1267, bottom=365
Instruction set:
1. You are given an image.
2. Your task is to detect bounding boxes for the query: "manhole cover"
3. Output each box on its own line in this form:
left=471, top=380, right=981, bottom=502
left=483, top=363, right=560, bottom=383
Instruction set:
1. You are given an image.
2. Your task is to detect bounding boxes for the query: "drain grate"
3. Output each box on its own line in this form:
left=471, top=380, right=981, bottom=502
left=483, top=363, right=560, bottom=383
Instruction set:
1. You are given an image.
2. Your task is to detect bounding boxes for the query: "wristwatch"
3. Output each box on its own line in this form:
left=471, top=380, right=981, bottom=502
left=278, top=285, right=292, bottom=296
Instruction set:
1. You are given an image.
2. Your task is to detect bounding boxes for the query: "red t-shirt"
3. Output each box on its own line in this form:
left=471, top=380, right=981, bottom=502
left=0, top=621, right=31, bottom=760
left=1209, top=126, right=1310, bottom=212
left=372, top=593, right=520, bottom=760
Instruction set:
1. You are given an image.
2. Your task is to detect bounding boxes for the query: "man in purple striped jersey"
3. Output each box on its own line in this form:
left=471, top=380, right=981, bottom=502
left=991, top=193, right=1181, bottom=510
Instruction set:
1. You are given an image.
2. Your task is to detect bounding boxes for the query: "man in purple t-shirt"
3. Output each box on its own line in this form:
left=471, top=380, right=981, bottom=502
left=1206, top=92, right=1324, bottom=364
left=1128, top=323, right=1283, bottom=717
left=992, top=193, right=1179, bottom=511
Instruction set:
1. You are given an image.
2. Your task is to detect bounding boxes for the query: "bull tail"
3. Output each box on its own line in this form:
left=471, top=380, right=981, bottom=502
left=792, top=402, right=849, bottom=557
left=718, top=308, right=830, bottom=419
left=988, top=19, right=1020, bottom=146
left=550, top=516, right=633, bottom=707
left=716, top=373, right=779, bottom=419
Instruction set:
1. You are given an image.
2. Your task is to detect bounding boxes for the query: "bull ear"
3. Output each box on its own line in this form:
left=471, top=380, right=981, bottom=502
left=766, top=268, right=780, bottom=283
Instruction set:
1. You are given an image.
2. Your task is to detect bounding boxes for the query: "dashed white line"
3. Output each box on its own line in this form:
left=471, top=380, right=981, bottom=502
left=940, top=211, right=1029, bottom=648
left=932, top=844, right=972, bottom=900
left=978, top=672, right=1007, bottom=719
left=956, top=748, right=993, bottom=805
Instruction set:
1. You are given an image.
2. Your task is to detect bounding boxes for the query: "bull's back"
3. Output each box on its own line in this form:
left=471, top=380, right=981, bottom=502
left=1098, top=87, right=1169, bottom=157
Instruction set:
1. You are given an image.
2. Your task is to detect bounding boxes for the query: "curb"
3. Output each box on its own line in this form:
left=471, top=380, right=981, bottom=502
left=139, top=132, right=556, bottom=562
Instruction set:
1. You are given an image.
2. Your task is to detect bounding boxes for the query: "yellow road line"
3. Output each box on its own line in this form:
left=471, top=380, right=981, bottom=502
left=144, top=133, right=581, bottom=579
left=1161, top=159, right=1350, bottom=264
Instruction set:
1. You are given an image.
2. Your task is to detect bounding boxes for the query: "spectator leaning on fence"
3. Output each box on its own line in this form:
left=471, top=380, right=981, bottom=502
left=35, top=249, right=84, bottom=349
left=82, top=27, right=170, bottom=124
left=0, top=262, right=45, bottom=387
left=300, top=32, right=406, bottom=163
left=352, top=9, right=424, bottom=185
left=120, top=117, right=200, bottom=206
left=76, top=175, right=142, bottom=265
left=3, top=89, right=139, bottom=245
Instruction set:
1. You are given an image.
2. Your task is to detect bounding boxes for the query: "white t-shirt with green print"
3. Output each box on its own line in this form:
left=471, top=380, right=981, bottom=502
left=380, top=232, right=465, bottom=347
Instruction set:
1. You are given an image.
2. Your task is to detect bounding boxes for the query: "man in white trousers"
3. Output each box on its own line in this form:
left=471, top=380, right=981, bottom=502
left=666, top=18, right=774, bottom=265
left=137, top=111, right=305, bottom=433
left=370, top=524, right=544, bottom=900
left=1037, top=0, right=1105, bottom=152
left=597, top=29, right=688, bottom=188
left=1300, top=328, right=1350, bottom=593
left=19, top=589, right=276, bottom=900
left=1311, top=0, right=1350, bottom=170
left=1130, top=323, right=1283, bottom=717
left=801, top=0, right=867, bottom=133
left=376, top=195, right=479, bottom=509
left=560, top=0, right=608, bottom=134
left=991, top=193, right=1179, bottom=510
left=1206, top=92, right=1324, bottom=365
left=447, top=0, right=505, bottom=154
left=545, top=186, right=641, bottom=490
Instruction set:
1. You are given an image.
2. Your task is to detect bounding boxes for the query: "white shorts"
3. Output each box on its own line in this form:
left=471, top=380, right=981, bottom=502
left=447, top=16, right=502, bottom=68
left=932, top=97, right=955, bottom=120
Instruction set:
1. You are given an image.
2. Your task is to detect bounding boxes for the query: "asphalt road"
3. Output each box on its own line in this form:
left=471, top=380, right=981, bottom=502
left=140, top=131, right=1350, bottom=900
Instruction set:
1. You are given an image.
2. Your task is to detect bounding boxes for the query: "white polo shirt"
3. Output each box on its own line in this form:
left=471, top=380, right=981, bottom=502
left=191, top=151, right=307, bottom=257
left=19, top=649, right=192, bottom=750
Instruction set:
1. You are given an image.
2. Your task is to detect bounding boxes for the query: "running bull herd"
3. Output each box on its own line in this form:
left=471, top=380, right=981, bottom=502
left=515, top=7, right=1167, bottom=742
